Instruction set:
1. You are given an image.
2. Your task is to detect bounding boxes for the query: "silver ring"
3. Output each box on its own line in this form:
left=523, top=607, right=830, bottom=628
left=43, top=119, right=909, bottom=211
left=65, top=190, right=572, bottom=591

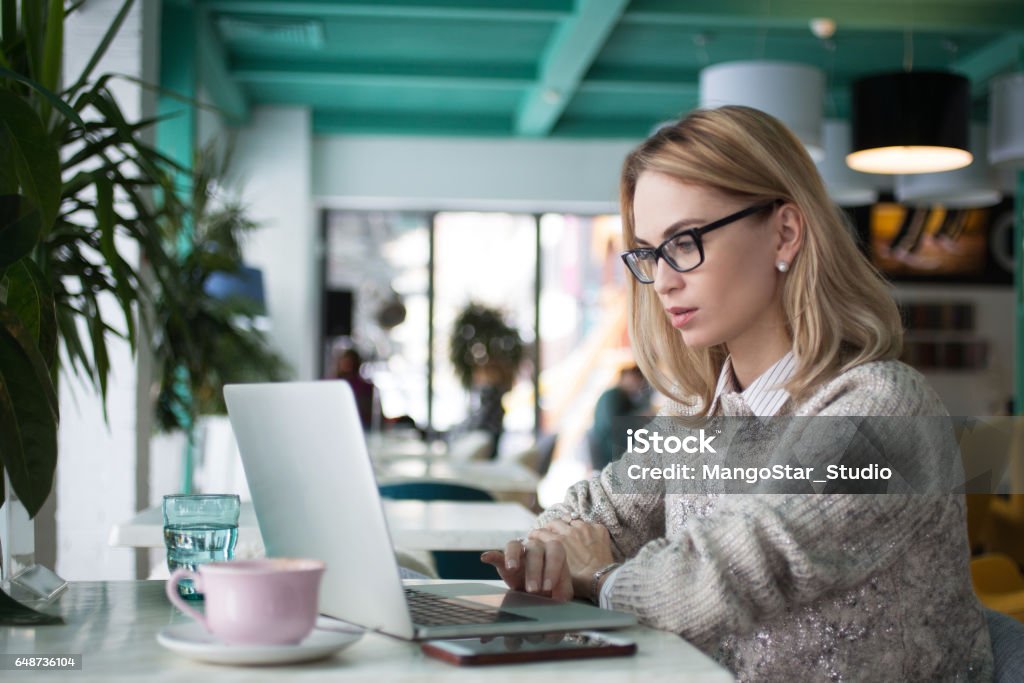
left=568, top=511, right=581, bottom=520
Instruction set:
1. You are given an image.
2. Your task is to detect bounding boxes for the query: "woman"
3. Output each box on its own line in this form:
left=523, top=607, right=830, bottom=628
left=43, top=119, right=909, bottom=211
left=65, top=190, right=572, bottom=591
left=481, top=106, right=993, bottom=681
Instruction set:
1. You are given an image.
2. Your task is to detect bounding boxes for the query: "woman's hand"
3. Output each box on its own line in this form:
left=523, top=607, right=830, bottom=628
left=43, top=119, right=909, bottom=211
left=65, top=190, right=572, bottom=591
left=480, top=514, right=615, bottom=602
left=529, top=518, right=615, bottom=599
left=480, top=537, right=574, bottom=602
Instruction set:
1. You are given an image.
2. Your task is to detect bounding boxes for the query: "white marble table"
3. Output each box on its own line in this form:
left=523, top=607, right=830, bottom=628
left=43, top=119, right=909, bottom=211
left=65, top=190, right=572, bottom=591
left=366, top=433, right=446, bottom=462
left=377, top=459, right=540, bottom=498
left=0, top=581, right=734, bottom=682
left=110, top=500, right=536, bottom=553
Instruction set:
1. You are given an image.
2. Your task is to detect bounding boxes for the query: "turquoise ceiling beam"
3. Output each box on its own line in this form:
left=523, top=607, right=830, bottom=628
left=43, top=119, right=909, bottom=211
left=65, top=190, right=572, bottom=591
left=312, top=109, right=662, bottom=138
left=158, top=1, right=196, bottom=203
left=551, top=117, right=666, bottom=138
left=623, top=0, right=1024, bottom=33
left=199, top=0, right=572, bottom=22
left=954, top=33, right=1024, bottom=98
left=580, top=79, right=698, bottom=97
left=313, top=110, right=513, bottom=136
left=230, top=56, right=534, bottom=90
left=515, top=0, right=630, bottom=137
left=157, top=0, right=198, bottom=495
left=197, top=9, right=249, bottom=123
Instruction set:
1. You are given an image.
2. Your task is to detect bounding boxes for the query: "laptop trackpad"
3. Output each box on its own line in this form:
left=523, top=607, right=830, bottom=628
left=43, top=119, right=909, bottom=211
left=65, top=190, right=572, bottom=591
left=460, top=590, right=564, bottom=610
left=411, top=582, right=565, bottom=609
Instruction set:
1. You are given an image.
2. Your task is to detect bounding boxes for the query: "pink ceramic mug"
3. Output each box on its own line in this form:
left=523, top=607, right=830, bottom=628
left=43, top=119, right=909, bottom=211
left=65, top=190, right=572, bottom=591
left=165, top=558, right=326, bottom=645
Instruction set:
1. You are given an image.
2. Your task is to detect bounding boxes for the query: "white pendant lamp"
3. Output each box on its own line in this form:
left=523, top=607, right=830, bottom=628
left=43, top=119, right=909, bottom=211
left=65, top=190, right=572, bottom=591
left=989, top=72, right=1024, bottom=168
left=699, top=61, right=825, bottom=162
left=896, top=125, right=1002, bottom=208
left=817, top=120, right=879, bottom=206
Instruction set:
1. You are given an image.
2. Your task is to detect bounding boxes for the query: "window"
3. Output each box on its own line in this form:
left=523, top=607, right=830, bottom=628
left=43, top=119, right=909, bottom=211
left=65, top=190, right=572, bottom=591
left=320, top=209, right=630, bottom=466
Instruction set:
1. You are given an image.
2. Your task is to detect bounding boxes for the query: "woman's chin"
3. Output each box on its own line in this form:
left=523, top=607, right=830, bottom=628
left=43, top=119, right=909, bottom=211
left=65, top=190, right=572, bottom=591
left=678, top=329, right=717, bottom=349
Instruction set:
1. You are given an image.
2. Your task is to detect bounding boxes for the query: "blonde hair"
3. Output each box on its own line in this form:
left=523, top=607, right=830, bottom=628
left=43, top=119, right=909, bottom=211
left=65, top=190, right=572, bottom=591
left=621, top=106, right=902, bottom=413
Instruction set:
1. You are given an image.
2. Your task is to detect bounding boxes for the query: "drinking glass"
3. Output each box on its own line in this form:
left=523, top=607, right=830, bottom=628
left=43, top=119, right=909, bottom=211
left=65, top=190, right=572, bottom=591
left=162, top=494, right=240, bottom=600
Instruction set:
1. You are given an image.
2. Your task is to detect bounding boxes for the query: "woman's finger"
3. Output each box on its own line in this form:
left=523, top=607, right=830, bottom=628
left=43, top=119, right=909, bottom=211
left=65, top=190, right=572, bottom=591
left=541, top=540, right=566, bottom=596
left=480, top=549, right=523, bottom=590
left=523, top=539, right=546, bottom=593
left=504, top=538, right=525, bottom=570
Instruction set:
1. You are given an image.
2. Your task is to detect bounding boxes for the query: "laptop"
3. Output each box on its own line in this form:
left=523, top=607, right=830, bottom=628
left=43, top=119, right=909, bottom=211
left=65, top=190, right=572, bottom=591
left=223, top=380, right=636, bottom=640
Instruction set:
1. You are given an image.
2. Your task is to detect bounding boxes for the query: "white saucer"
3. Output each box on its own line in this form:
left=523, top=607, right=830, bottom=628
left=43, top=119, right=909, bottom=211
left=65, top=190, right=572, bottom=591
left=157, top=617, right=363, bottom=666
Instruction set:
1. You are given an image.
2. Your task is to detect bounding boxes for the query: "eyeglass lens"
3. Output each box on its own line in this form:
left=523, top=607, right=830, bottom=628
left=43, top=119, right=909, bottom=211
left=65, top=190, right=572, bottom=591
left=629, top=232, right=700, bottom=281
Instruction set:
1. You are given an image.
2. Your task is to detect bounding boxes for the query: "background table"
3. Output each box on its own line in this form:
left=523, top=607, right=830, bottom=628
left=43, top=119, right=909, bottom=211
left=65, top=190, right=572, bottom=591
left=110, top=500, right=536, bottom=553
left=376, top=460, right=540, bottom=506
left=0, top=581, right=734, bottom=682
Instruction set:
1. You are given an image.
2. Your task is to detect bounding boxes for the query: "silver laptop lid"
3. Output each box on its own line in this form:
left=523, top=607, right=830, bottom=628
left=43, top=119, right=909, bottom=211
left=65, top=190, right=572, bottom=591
left=224, top=380, right=415, bottom=639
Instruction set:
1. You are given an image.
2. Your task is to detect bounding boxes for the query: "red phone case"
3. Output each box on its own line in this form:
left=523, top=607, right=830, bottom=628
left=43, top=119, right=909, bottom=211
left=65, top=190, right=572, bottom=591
left=421, top=635, right=637, bottom=666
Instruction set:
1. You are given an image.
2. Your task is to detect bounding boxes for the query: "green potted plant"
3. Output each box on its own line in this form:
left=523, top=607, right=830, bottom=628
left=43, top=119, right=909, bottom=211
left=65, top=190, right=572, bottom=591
left=447, top=302, right=526, bottom=458
left=151, top=147, right=290, bottom=440
left=449, top=302, right=526, bottom=393
left=0, top=0, right=183, bottom=617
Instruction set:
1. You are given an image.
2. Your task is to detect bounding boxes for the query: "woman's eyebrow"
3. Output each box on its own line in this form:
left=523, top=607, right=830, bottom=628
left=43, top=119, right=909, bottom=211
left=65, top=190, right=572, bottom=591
left=634, top=218, right=707, bottom=246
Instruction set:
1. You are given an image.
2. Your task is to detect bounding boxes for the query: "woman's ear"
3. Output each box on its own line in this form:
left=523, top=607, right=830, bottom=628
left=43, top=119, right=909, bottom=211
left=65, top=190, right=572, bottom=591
left=775, top=203, right=804, bottom=266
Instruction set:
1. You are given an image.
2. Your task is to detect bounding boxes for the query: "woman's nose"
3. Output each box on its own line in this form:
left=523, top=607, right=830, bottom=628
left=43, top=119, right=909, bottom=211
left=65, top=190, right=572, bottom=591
left=653, top=258, right=684, bottom=296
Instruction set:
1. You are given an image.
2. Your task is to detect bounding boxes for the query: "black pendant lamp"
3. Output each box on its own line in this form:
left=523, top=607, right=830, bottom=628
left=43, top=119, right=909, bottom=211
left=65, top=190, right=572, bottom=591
left=848, top=70, right=972, bottom=174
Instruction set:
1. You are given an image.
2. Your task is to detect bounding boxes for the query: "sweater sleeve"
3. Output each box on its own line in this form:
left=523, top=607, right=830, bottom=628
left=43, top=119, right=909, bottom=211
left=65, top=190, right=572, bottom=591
left=606, top=492, right=951, bottom=650
left=535, top=452, right=668, bottom=561
left=607, top=361, right=957, bottom=648
left=534, top=400, right=707, bottom=559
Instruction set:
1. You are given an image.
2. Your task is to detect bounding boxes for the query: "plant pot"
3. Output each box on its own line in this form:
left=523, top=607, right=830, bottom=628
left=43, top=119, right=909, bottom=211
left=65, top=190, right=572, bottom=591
left=0, top=473, right=35, bottom=583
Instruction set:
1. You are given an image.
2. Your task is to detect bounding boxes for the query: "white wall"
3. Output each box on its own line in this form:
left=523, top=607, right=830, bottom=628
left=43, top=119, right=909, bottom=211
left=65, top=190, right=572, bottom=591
left=313, top=135, right=638, bottom=212
left=196, top=84, right=230, bottom=160
left=231, top=107, right=317, bottom=381
left=57, top=0, right=158, bottom=580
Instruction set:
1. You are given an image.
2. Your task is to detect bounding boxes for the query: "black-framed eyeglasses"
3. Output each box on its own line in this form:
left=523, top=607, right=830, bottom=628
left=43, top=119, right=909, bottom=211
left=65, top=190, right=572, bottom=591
left=620, top=201, right=777, bottom=284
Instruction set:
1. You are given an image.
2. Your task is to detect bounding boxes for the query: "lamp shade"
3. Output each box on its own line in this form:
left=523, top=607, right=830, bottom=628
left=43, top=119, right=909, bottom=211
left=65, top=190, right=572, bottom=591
left=896, top=125, right=1001, bottom=208
left=817, top=120, right=879, bottom=207
left=989, top=72, right=1024, bottom=168
left=848, top=70, right=972, bottom=174
left=204, top=266, right=267, bottom=314
left=699, top=61, right=825, bottom=161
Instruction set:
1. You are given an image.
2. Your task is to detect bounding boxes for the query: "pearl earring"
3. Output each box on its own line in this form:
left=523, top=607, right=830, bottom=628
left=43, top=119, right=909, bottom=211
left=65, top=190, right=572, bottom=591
left=776, top=261, right=789, bottom=273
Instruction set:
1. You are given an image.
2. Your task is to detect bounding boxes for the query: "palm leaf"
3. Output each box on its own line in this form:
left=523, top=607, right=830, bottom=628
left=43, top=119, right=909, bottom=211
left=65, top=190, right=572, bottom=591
left=0, top=307, right=58, bottom=517
left=3, top=258, right=56, bottom=369
left=37, top=0, right=61, bottom=124
left=0, top=67, right=83, bottom=127
left=0, top=194, right=42, bottom=269
left=0, top=89, right=60, bottom=234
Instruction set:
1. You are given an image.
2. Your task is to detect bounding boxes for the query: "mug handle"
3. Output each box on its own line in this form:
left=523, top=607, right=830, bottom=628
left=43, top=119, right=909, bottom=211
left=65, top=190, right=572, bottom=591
left=165, top=569, right=208, bottom=630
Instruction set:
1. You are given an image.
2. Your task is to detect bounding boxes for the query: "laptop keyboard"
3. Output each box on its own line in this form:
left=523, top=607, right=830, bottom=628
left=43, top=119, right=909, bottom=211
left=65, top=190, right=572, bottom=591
left=404, top=588, right=533, bottom=626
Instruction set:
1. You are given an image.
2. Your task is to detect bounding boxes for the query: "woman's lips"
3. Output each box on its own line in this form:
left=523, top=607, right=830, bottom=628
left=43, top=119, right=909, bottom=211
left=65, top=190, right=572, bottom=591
left=667, top=307, right=697, bottom=328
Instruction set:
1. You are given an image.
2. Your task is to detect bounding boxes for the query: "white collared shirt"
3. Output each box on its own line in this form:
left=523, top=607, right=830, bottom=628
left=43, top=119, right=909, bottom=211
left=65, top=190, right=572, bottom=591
left=598, top=351, right=797, bottom=608
left=712, top=351, right=796, bottom=417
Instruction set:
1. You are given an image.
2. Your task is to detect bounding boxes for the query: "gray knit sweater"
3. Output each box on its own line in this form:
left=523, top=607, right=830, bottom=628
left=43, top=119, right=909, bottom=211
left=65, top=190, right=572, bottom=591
left=540, top=360, right=993, bottom=681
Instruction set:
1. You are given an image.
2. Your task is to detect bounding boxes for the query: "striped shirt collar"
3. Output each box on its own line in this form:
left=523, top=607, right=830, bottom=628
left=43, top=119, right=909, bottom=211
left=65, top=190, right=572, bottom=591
left=713, top=351, right=796, bottom=417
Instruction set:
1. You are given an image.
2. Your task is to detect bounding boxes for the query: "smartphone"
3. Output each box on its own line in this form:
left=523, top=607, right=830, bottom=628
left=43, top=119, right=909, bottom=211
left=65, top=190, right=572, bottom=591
left=420, top=631, right=637, bottom=666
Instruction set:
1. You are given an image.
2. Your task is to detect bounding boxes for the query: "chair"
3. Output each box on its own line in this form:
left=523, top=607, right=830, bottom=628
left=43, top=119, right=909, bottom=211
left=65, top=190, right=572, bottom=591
left=990, top=495, right=1024, bottom=566
left=533, top=432, right=558, bottom=477
left=970, top=553, right=1024, bottom=623
left=378, top=481, right=499, bottom=580
left=985, top=607, right=1024, bottom=682
left=965, top=494, right=993, bottom=555
left=969, top=419, right=1024, bottom=565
